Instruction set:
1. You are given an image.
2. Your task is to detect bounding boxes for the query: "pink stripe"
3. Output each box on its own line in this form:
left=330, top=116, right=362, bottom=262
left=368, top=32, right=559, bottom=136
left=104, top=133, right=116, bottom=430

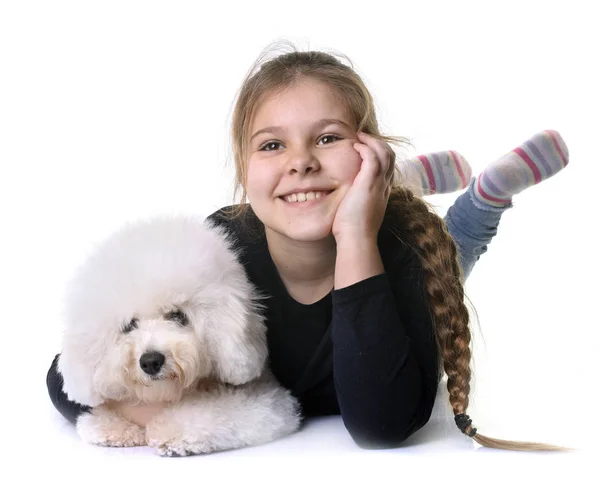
left=449, top=150, right=468, bottom=188
left=418, top=155, right=436, bottom=193
left=544, top=129, right=569, bottom=167
left=476, top=176, right=511, bottom=204
left=514, top=146, right=542, bottom=184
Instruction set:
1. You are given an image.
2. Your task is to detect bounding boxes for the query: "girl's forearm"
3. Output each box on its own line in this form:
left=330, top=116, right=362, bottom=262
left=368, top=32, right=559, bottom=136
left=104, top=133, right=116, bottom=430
left=334, top=238, right=384, bottom=290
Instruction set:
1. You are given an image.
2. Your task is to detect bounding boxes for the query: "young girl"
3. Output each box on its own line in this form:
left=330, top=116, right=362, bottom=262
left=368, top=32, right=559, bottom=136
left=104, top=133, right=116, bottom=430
left=47, top=46, right=571, bottom=452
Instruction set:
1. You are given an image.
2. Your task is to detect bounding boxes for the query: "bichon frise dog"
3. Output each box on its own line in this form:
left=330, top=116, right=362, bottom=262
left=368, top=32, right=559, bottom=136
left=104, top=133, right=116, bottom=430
left=56, top=215, right=301, bottom=456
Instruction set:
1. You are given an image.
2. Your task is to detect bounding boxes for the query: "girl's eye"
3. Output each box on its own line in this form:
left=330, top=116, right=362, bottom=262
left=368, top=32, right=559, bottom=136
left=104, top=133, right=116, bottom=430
left=165, top=308, right=189, bottom=326
left=317, top=134, right=341, bottom=145
left=122, top=317, right=139, bottom=334
left=260, top=141, right=282, bottom=152
left=258, top=135, right=342, bottom=152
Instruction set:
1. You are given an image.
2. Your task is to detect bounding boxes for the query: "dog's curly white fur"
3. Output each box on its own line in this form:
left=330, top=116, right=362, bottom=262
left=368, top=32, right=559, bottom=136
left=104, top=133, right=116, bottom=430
left=57, top=216, right=301, bottom=455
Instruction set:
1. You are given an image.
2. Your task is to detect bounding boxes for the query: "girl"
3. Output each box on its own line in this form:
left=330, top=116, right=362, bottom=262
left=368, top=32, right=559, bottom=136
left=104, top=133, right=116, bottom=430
left=47, top=46, right=570, bottom=452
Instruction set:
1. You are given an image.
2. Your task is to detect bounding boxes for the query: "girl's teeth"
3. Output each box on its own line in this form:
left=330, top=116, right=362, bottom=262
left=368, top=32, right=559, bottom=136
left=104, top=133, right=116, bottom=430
left=284, top=191, right=328, bottom=203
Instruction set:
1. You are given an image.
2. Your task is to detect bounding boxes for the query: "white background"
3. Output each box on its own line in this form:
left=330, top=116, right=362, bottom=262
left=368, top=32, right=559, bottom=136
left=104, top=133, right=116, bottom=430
left=1, top=0, right=598, bottom=476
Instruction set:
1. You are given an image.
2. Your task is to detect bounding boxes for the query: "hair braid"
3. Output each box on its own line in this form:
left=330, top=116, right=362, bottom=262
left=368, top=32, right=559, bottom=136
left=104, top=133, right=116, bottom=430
left=384, top=186, right=573, bottom=452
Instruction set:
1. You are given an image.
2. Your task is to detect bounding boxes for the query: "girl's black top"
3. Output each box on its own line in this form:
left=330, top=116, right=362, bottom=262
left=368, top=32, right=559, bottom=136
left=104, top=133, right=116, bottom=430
left=47, top=206, right=441, bottom=449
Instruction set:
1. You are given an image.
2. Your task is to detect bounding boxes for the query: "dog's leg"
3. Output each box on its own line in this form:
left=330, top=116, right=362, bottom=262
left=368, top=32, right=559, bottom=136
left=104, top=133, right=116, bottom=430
left=76, top=405, right=147, bottom=447
left=146, top=375, right=301, bottom=456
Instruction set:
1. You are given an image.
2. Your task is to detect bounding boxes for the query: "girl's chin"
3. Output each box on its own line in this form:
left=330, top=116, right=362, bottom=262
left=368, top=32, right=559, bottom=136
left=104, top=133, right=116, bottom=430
left=268, top=221, right=335, bottom=243
left=286, top=229, right=334, bottom=242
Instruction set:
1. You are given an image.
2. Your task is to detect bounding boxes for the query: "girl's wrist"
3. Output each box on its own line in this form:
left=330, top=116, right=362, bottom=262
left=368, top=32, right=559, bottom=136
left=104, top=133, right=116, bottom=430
left=334, top=237, right=384, bottom=289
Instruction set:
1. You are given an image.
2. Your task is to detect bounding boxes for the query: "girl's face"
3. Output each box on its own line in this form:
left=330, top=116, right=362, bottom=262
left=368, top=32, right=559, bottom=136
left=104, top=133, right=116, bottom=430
left=246, top=78, right=362, bottom=243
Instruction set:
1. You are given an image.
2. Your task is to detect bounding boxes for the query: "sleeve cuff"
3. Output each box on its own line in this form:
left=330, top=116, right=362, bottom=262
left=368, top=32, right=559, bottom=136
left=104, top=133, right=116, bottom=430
left=331, top=273, right=390, bottom=305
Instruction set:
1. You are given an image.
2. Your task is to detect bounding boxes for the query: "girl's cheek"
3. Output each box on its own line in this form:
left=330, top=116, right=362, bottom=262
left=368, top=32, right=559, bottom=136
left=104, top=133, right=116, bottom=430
left=339, top=147, right=363, bottom=180
left=246, top=162, right=271, bottom=197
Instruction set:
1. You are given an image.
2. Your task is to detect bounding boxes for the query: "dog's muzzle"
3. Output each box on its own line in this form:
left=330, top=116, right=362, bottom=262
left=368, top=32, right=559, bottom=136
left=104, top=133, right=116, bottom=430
left=139, top=351, right=166, bottom=376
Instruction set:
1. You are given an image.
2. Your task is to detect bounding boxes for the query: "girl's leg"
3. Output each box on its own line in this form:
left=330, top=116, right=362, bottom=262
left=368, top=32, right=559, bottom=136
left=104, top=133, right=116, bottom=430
left=444, top=129, right=569, bottom=281
left=399, top=150, right=472, bottom=197
left=444, top=178, right=512, bottom=280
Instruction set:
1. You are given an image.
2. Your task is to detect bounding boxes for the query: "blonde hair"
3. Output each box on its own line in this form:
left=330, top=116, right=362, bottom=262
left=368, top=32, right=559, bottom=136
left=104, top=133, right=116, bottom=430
left=223, top=40, right=573, bottom=452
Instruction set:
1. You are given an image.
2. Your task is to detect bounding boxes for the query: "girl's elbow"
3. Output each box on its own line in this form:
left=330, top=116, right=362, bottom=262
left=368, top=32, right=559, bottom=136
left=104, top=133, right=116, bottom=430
left=347, top=422, right=418, bottom=449
left=47, top=353, right=90, bottom=425
left=344, top=401, right=434, bottom=449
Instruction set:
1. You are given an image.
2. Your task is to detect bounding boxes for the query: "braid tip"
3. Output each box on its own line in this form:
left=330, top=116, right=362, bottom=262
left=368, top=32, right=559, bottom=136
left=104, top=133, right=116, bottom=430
left=455, top=413, right=477, bottom=437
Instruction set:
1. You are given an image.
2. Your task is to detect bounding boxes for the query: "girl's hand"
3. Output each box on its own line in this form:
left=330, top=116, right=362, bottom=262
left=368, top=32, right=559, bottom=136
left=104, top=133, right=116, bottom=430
left=331, top=132, right=395, bottom=244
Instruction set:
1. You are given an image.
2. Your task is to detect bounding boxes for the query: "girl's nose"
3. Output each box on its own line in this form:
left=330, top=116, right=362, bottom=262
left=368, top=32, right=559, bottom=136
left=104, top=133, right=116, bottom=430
left=287, top=150, right=320, bottom=175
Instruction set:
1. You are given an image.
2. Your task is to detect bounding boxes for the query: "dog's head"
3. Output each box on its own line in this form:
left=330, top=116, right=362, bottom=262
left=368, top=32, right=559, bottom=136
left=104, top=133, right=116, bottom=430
left=57, top=216, right=268, bottom=406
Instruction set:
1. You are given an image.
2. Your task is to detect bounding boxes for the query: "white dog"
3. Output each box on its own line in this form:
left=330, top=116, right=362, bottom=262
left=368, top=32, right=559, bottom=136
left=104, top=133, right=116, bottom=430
left=57, top=215, right=301, bottom=456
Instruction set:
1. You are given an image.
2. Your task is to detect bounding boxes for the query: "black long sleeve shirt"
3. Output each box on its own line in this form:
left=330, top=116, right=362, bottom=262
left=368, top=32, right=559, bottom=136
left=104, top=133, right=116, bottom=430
left=47, top=205, right=441, bottom=449
left=205, top=206, right=442, bottom=448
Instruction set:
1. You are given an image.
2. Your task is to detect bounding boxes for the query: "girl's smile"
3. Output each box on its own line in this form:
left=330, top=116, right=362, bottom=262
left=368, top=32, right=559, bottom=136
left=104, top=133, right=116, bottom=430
left=279, top=189, right=334, bottom=204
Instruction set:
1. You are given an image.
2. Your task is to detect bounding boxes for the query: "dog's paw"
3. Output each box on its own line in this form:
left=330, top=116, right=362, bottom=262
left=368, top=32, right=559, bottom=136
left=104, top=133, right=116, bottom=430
left=152, top=440, right=216, bottom=457
left=77, top=409, right=147, bottom=447
left=146, top=418, right=216, bottom=456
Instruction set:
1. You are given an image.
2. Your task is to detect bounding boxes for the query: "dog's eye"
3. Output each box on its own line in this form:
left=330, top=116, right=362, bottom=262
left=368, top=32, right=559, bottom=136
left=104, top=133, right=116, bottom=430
left=165, top=309, right=189, bottom=326
left=122, top=317, right=139, bottom=334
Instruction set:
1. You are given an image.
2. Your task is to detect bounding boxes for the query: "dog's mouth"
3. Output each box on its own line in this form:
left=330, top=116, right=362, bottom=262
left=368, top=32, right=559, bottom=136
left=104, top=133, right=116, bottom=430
left=148, top=371, right=179, bottom=382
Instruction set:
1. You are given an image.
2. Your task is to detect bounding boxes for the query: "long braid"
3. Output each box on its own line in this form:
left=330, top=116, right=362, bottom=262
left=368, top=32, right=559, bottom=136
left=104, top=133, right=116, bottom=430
left=384, top=186, right=573, bottom=452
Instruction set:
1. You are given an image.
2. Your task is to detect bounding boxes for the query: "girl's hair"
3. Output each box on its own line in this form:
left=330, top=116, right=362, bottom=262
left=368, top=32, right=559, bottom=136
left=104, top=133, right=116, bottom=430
left=223, top=40, right=572, bottom=452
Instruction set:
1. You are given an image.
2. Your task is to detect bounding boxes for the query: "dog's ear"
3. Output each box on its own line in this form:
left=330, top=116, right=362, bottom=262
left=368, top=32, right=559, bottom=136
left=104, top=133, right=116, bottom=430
left=57, top=335, right=105, bottom=407
left=205, top=293, right=268, bottom=385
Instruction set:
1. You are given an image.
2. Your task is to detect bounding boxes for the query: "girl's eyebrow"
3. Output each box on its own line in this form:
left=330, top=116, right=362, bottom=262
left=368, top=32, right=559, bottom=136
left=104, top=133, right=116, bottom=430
left=250, top=118, right=352, bottom=143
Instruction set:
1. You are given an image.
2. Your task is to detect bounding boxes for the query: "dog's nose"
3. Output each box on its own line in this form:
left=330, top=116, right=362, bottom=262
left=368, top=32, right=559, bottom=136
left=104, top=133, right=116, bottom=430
left=139, top=351, right=165, bottom=375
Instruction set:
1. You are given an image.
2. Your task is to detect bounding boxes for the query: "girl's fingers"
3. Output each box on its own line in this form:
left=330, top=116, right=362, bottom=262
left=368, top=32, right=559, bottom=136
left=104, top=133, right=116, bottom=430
left=353, top=142, right=381, bottom=179
left=356, top=132, right=395, bottom=187
left=384, top=158, right=395, bottom=186
left=357, top=132, right=389, bottom=169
